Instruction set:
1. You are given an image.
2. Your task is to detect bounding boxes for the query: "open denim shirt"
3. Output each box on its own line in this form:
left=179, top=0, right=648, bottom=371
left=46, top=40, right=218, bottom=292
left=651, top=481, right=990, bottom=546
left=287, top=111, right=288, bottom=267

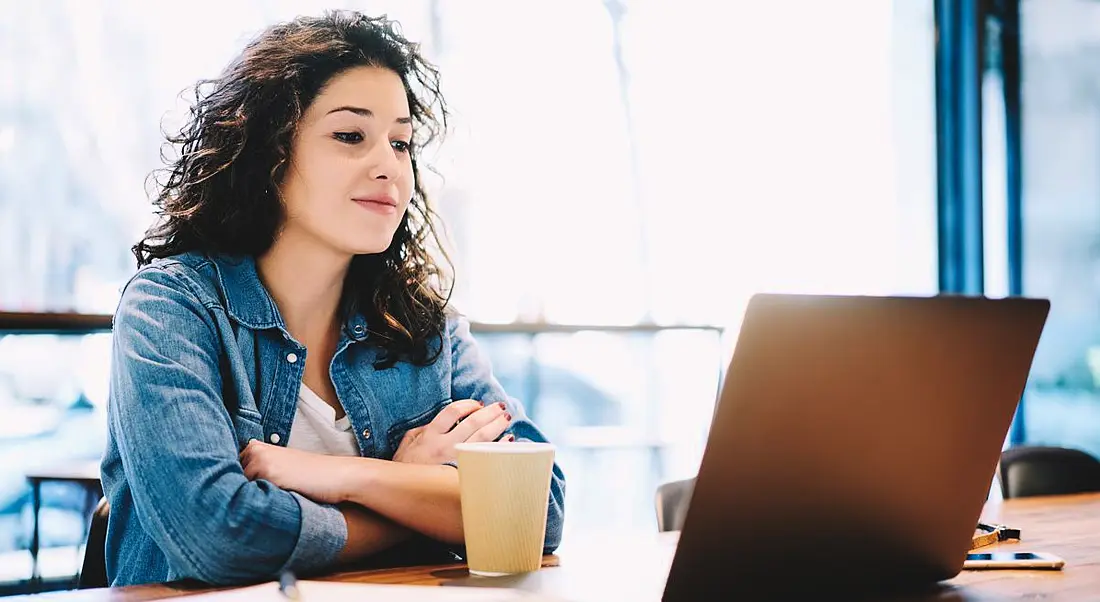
left=100, top=252, right=565, bottom=586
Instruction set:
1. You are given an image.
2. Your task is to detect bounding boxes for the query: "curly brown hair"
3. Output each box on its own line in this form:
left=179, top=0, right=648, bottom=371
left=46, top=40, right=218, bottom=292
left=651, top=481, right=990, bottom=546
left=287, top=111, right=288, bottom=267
left=134, top=10, right=452, bottom=368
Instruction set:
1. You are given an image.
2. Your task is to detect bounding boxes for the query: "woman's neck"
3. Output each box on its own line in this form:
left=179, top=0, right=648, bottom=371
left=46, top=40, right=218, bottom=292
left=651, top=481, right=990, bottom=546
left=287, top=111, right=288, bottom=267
left=256, top=230, right=351, bottom=342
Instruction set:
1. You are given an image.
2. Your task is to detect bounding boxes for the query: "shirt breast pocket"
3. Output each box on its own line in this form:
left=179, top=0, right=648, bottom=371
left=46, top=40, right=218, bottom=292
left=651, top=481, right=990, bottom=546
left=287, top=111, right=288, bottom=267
left=232, top=408, right=264, bottom=451
left=385, top=398, right=450, bottom=452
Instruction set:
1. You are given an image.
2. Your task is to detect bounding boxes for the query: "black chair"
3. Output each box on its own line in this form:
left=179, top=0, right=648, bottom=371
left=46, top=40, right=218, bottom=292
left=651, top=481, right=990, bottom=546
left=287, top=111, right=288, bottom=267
left=78, top=497, right=109, bottom=589
left=654, top=477, right=695, bottom=532
left=999, top=445, right=1100, bottom=499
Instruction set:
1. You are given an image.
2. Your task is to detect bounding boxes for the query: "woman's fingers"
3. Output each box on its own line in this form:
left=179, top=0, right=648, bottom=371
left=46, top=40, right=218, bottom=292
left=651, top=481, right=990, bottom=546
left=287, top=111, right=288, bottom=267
left=466, top=411, right=514, bottom=443
left=449, top=402, right=510, bottom=442
left=427, top=399, right=483, bottom=433
left=240, top=439, right=258, bottom=478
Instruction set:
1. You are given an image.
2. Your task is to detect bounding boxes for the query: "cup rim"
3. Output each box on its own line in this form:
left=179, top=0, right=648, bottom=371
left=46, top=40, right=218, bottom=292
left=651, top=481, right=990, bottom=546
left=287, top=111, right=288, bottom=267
left=455, top=441, right=556, bottom=454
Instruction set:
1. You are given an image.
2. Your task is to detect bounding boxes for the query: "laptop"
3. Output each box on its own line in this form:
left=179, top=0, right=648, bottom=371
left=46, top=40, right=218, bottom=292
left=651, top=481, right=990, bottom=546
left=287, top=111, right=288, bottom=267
left=662, top=293, right=1050, bottom=600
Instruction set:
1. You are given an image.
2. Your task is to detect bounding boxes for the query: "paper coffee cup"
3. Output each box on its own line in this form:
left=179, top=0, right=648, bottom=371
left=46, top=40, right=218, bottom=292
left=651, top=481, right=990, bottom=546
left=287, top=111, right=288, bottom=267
left=455, top=441, right=556, bottom=576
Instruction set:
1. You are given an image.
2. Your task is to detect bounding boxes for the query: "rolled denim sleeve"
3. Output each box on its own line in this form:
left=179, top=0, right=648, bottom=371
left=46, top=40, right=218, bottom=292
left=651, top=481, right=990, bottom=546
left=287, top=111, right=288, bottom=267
left=447, top=315, right=566, bottom=553
left=109, top=267, right=346, bottom=584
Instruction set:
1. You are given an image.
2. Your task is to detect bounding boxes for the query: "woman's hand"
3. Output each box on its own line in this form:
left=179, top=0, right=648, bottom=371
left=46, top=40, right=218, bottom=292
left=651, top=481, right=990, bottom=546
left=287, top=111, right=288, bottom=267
left=240, top=440, right=354, bottom=504
left=393, top=399, right=513, bottom=465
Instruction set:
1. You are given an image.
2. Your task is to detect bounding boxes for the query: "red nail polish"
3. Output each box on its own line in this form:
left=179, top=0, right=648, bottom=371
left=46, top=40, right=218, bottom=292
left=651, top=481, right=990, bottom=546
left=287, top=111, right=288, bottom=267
left=505, top=413, right=512, bottom=421
left=507, top=435, right=515, bottom=442
left=497, top=402, right=506, bottom=410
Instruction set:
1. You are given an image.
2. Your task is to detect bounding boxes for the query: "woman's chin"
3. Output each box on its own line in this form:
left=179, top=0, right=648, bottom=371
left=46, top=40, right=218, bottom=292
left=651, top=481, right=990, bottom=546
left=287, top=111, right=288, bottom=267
left=322, top=224, right=400, bottom=257
left=342, top=237, right=397, bottom=257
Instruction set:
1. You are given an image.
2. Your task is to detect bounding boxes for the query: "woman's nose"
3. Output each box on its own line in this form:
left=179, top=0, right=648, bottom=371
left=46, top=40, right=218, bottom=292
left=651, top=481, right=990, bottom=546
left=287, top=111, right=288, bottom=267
left=367, top=141, right=399, bottom=180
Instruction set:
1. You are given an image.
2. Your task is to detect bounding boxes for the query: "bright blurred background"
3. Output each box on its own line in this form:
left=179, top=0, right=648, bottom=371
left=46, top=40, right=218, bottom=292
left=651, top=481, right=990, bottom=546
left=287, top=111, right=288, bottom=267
left=3, top=0, right=1100, bottom=594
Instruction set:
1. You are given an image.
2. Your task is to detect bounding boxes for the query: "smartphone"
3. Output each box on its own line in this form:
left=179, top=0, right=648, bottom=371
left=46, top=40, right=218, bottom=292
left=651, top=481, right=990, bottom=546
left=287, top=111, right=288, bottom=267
left=963, top=551, right=1065, bottom=570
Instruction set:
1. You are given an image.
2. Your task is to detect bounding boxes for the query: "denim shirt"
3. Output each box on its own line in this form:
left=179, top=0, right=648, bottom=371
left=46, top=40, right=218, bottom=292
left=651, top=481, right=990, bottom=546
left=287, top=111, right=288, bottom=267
left=101, top=252, right=566, bottom=586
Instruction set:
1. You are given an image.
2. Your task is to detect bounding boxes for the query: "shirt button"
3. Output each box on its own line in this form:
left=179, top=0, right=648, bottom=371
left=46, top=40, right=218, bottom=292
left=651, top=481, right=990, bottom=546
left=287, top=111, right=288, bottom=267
left=362, top=429, right=371, bottom=440
left=286, top=352, right=298, bottom=364
left=269, top=433, right=281, bottom=444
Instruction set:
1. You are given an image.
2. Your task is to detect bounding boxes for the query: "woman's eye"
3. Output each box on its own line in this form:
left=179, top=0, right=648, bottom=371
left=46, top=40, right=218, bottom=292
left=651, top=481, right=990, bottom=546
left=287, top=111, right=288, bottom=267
left=391, top=140, right=412, bottom=153
left=333, top=132, right=363, bottom=144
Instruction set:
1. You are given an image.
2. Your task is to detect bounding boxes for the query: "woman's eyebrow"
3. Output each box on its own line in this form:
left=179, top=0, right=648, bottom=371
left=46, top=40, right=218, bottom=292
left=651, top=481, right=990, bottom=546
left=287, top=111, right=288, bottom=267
left=326, top=106, right=412, bottom=124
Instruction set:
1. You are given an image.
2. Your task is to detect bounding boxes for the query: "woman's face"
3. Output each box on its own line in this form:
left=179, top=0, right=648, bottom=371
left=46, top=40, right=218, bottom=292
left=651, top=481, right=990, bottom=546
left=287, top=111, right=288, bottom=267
left=278, top=65, right=415, bottom=256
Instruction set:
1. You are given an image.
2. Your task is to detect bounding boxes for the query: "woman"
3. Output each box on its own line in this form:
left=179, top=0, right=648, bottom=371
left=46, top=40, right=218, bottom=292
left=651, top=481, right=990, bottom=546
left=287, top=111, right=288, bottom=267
left=101, top=10, right=565, bottom=587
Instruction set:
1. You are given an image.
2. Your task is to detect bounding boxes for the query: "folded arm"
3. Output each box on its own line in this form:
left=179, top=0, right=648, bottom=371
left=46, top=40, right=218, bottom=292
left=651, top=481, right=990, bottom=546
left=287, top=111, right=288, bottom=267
left=241, top=399, right=507, bottom=544
left=240, top=316, right=565, bottom=551
left=109, top=268, right=401, bottom=584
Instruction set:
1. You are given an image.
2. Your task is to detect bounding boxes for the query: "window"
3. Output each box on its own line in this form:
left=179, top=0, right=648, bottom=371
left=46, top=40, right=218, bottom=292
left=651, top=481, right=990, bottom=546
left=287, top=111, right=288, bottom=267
left=0, top=1, right=940, bottom=563
left=1015, top=0, right=1100, bottom=458
left=439, top=1, right=939, bottom=330
left=0, top=332, right=109, bottom=560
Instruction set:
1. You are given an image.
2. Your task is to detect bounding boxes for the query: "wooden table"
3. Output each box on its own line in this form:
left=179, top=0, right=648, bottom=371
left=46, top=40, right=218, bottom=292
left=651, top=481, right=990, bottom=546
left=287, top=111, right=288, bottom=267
left=11, top=493, right=1100, bottom=601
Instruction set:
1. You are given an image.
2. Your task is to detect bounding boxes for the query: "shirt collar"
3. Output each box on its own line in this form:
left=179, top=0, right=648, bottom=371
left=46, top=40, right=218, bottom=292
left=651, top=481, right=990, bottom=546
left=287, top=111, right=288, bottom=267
left=207, top=253, right=369, bottom=341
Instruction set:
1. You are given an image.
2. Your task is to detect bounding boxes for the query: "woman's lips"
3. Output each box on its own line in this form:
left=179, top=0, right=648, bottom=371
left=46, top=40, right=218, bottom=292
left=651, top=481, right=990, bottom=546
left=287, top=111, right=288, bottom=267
left=353, top=196, right=398, bottom=215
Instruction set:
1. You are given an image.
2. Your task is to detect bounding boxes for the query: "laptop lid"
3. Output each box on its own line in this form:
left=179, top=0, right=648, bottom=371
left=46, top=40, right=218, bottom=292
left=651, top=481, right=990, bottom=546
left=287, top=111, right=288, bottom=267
left=663, top=293, right=1049, bottom=600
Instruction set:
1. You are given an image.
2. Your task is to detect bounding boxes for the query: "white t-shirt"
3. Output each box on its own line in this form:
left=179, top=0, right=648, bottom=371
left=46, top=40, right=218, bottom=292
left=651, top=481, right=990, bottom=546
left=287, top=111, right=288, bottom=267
left=286, top=383, right=361, bottom=456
